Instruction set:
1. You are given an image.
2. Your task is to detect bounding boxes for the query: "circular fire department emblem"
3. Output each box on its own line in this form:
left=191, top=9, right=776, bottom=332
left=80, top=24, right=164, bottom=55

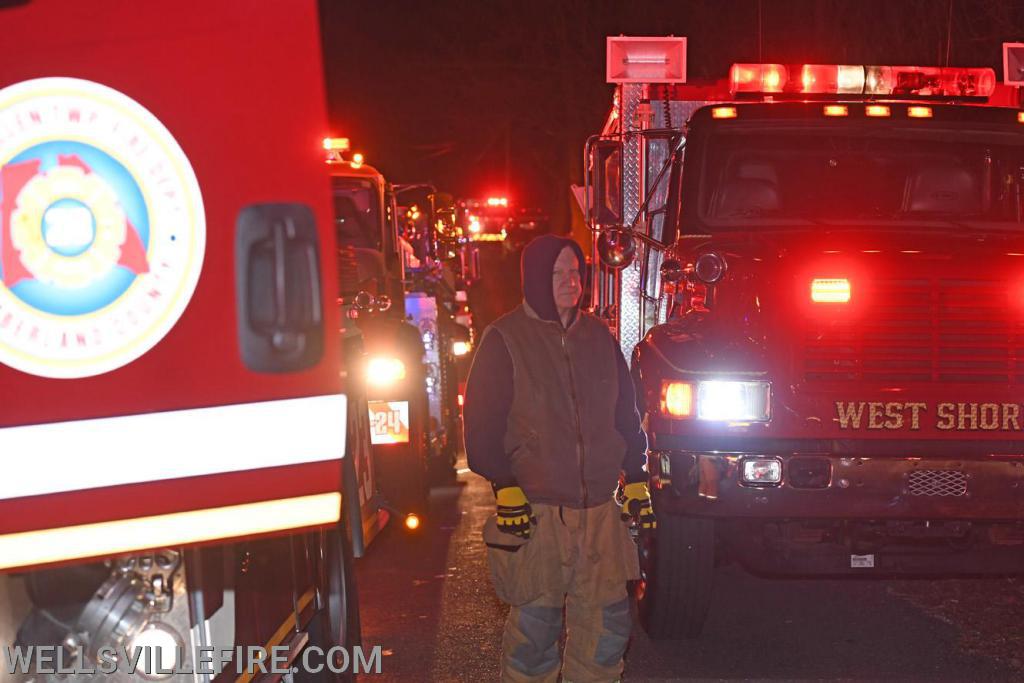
left=0, top=78, right=205, bottom=378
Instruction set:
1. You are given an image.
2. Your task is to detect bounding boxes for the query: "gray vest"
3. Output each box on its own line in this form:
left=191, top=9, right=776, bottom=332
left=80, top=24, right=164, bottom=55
left=490, top=304, right=627, bottom=508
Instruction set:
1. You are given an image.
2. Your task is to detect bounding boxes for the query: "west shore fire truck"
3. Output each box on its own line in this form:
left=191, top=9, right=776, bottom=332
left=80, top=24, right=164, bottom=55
left=586, top=36, right=1024, bottom=638
left=0, top=1, right=382, bottom=679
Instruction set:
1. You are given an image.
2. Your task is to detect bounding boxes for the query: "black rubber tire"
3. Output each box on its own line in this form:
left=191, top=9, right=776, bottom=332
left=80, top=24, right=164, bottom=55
left=327, top=518, right=361, bottom=650
left=296, top=521, right=361, bottom=683
left=636, top=513, right=715, bottom=639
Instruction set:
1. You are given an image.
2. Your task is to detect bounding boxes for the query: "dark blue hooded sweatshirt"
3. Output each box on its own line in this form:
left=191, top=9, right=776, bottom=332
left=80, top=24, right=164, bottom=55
left=464, top=235, right=647, bottom=504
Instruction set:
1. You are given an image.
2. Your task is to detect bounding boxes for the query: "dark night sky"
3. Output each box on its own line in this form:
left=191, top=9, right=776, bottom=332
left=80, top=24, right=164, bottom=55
left=319, top=0, right=1024, bottom=231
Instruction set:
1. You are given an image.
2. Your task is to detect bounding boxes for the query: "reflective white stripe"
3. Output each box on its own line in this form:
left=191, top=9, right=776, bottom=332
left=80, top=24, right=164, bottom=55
left=0, top=492, right=341, bottom=571
left=0, top=394, right=347, bottom=500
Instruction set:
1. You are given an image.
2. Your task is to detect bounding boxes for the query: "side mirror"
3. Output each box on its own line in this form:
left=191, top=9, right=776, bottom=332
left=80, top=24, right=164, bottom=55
left=596, top=228, right=637, bottom=269
left=659, top=258, right=684, bottom=284
left=591, top=139, right=623, bottom=225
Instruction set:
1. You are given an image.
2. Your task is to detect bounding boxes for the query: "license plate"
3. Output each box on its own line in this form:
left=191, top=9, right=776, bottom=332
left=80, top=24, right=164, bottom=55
left=368, top=400, right=410, bottom=445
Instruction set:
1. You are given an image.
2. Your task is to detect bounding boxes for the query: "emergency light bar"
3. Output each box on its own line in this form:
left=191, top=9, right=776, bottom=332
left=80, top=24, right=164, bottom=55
left=730, top=63, right=996, bottom=98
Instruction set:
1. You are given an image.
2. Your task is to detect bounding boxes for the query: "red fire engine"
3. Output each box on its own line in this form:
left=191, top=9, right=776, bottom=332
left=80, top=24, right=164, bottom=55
left=586, top=37, right=1024, bottom=638
left=326, top=146, right=450, bottom=524
left=0, top=0, right=380, bottom=676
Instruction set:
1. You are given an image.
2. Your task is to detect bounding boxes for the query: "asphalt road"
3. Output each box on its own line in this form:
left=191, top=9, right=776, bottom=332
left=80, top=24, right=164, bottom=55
left=355, top=461, right=1020, bottom=682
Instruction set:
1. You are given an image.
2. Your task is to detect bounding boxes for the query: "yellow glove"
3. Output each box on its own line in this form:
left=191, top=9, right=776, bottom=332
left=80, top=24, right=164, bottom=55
left=619, top=481, right=656, bottom=531
left=495, top=486, right=535, bottom=538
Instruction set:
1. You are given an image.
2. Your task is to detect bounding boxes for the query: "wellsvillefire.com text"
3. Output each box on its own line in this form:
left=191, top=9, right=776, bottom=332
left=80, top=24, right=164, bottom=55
left=4, top=644, right=383, bottom=676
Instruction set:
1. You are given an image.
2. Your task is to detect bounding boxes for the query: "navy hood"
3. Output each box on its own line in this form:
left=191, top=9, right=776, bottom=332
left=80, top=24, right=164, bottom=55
left=521, top=234, right=586, bottom=324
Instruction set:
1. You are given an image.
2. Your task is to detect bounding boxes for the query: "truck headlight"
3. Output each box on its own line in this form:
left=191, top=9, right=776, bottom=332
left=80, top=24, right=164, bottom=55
left=660, top=380, right=770, bottom=422
left=367, top=356, right=406, bottom=387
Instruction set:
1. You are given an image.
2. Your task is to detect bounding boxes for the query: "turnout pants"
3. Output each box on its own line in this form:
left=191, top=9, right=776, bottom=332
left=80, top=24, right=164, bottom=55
left=484, top=500, right=640, bottom=683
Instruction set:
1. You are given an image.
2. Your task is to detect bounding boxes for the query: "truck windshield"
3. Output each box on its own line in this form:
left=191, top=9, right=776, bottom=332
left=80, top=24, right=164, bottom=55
left=332, top=177, right=382, bottom=250
left=697, top=127, right=1024, bottom=231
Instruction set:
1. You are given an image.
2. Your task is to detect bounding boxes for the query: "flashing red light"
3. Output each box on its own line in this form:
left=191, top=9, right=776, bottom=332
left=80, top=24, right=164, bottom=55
left=811, top=278, right=851, bottom=303
left=486, top=197, right=508, bottom=207
left=1018, top=112, right=1024, bottom=124
left=457, top=394, right=464, bottom=407
left=731, top=63, right=995, bottom=98
left=730, top=63, right=787, bottom=93
left=801, top=64, right=865, bottom=94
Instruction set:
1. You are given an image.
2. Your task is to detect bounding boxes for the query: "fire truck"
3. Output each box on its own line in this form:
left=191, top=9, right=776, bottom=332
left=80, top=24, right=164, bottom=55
left=0, top=0, right=381, bottom=678
left=326, top=148, right=450, bottom=521
left=586, top=36, right=1024, bottom=638
left=393, top=186, right=473, bottom=481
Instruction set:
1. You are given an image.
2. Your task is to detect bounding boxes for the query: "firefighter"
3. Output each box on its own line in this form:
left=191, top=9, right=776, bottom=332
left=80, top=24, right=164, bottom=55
left=465, top=234, right=654, bottom=682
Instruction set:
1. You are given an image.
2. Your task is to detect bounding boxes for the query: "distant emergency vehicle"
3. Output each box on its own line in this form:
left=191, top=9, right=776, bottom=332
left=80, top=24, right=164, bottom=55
left=0, top=1, right=378, bottom=679
left=586, top=36, right=1024, bottom=637
left=326, top=145, right=452, bottom=521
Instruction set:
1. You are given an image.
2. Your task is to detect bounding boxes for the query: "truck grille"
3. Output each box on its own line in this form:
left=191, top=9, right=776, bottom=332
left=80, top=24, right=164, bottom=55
left=907, top=470, right=968, bottom=497
left=803, top=278, right=1023, bottom=383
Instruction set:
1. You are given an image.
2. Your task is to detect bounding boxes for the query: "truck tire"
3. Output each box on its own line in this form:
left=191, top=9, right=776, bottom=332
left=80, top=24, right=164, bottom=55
left=636, top=513, right=715, bottom=639
left=298, top=521, right=360, bottom=683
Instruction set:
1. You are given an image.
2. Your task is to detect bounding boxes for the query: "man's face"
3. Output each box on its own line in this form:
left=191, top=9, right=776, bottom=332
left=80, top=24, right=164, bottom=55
left=552, top=247, right=582, bottom=311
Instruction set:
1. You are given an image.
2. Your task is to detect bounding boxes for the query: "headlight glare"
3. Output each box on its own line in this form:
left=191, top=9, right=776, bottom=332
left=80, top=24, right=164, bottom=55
left=697, top=380, right=770, bottom=422
left=366, top=356, right=406, bottom=387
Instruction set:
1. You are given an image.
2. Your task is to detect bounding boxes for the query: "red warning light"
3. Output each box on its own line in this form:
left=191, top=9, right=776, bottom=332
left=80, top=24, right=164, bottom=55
left=731, top=63, right=995, bottom=98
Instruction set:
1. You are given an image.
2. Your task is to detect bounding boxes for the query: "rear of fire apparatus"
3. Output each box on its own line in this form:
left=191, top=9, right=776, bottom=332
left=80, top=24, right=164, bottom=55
left=325, top=147, right=453, bottom=523
left=0, top=1, right=380, bottom=679
left=392, top=185, right=472, bottom=481
left=586, top=37, right=1024, bottom=638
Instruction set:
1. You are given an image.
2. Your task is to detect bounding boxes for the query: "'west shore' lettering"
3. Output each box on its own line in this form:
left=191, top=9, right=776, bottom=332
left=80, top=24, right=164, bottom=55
left=834, top=401, right=1024, bottom=431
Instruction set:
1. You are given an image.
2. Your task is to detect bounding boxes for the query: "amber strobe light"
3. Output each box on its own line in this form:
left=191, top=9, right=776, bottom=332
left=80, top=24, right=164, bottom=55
left=823, top=104, right=849, bottom=117
left=907, top=105, right=933, bottom=118
left=711, top=106, right=738, bottom=119
left=405, top=513, right=421, bottom=531
left=661, top=381, right=694, bottom=417
left=811, top=278, right=852, bottom=303
left=865, top=105, right=891, bottom=117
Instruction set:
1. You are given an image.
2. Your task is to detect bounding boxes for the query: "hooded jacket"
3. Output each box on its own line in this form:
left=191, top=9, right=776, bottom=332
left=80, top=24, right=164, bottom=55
left=465, top=235, right=647, bottom=508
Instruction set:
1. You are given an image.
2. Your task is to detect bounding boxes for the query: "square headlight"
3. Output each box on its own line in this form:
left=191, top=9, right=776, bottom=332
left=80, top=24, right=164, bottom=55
left=696, top=381, right=770, bottom=422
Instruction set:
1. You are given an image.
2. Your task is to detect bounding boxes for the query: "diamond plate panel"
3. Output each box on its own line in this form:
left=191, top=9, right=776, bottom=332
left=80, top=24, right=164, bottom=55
left=618, top=83, right=644, bottom=361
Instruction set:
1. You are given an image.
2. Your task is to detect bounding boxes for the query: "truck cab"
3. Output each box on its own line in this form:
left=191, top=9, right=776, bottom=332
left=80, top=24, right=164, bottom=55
left=587, top=40, right=1024, bottom=638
